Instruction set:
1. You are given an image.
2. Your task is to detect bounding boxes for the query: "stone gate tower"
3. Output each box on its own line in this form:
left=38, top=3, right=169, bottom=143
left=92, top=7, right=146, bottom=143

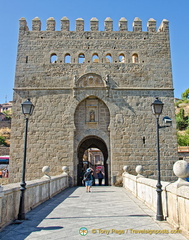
left=10, top=16, right=178, bottom=185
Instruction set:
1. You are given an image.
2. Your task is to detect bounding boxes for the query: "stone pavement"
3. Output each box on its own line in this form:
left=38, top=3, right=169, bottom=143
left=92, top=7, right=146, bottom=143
left=0, top=186, right=187, bottom=240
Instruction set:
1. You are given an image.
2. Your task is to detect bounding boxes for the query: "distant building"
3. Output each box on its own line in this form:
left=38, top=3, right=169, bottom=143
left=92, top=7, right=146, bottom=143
left=178, top=146, right=189, bottom=162
left=174, top=98, right=181, bottom=103
left=0, top=102, right=13, bottom=113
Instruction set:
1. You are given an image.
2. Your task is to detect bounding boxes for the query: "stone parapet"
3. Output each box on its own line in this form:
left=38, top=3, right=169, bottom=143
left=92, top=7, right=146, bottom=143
left=123, top=172, right=189, bottom=239
left=0, top=174, right=68, bottom=230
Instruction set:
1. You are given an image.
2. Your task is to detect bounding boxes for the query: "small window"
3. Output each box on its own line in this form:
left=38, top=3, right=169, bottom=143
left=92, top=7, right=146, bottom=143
left=65, top=54, right=71, bottom=63
left=78, top=53, right=85, bottom=63
left=106, top=54, right=112, bottom=63
left=119, top=54, right=125, bottom=63
left=92, top=54, right=99, bottom=63
left=50, top=54, right=57, bottom=63
left=132, top=53, right=138, bottom=63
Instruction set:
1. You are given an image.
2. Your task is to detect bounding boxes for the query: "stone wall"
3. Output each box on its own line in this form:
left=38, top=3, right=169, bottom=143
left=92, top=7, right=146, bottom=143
left=123, top=173, right=189, bottom=239
left=0, top=174, right=68, bottom=229
left=9, top=17, right=178, bottom=184
left=0, top=146, right=9, bottom=156
left=0, top=121, right=11, bottom=129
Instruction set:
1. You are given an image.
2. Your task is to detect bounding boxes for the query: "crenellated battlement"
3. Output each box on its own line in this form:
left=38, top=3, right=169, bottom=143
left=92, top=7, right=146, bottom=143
left=19, top=17, right=169, bottom=33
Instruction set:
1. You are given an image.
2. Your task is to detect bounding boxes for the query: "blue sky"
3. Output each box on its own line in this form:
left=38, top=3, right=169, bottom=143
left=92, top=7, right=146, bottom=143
left=0, top=0, right=188, bottom=103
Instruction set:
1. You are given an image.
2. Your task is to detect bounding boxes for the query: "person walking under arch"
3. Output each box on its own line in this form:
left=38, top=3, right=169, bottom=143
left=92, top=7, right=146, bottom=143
left=97, top=170, right=104, bottom=186
left=83, top=168, right=94, bottom=192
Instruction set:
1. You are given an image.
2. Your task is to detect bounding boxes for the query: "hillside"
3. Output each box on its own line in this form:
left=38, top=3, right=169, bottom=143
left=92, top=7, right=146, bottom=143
left=175, top=102, right=189, bottom=115
left=175, top=101, right=189, bottom=146
left=0, top=120, right=11, bottom=152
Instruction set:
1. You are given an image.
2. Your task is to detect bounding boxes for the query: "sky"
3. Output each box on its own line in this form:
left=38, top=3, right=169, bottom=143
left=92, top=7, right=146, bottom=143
left=0, top=0, right=188, bottom=103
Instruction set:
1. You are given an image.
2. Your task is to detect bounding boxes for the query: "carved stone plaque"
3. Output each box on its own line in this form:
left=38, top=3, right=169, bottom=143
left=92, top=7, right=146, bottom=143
left=77, top=73, right=104, bottom=88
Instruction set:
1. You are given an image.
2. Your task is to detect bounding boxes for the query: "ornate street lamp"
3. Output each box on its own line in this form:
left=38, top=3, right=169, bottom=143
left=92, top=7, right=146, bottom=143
left=18, top=99, right=34, bottom=220
left=151, top=97, right=164, bottom=221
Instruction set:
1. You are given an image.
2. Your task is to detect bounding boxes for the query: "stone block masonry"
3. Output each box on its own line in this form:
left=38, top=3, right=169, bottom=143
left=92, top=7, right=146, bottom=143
left=9, top=17, right=178, bottom=185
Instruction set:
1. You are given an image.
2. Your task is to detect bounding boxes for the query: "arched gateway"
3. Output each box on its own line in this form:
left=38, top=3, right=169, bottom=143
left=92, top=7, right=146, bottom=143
left=74, top=96, right=110, bottom=186
left=77, top=136, right=109, bottom=186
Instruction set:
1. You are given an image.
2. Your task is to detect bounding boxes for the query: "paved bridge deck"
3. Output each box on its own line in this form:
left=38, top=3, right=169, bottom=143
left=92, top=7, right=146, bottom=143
left=0, top=186, right=187, bottom=240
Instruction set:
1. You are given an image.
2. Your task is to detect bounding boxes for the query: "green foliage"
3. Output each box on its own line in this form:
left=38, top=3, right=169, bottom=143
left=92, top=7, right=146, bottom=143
left=177, top=132, right=189, bottom=146
left=2, top=110, right=12, bottom=120
left=186, top=128, right=189, bottom=134
left=0, top=136, right=6, bottom=145
left=175, top=88, right=189, bottom=107
left=176, top=109, right=188, bottom=130
left=176, top=89, right=189, bottom=145
left=182, top=88, right=189, bottom=100
left=179, top=108, right=185, bottom=118
left=175, top=99, right=189, bottom=107
left=0, top=136, right=9, bottom=146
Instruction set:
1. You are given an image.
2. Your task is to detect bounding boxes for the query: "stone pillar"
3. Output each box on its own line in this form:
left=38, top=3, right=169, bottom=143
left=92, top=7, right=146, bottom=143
left=46, top=17, right=56, bottom=31
left=136, top=165, right=144, bottom=178
left=62, top=166, right=69, bottom=176
left=147, top=18, right=156, bottom=32
left=173, top=160, right=189, bottom=187
left=104, top=17, right=113, bottom=31
left=61, top=16, right=70, bottom=31
left=19, top=17, right=28, bottom=31
left=90, top=17, right=99, bottom=31
left=158, top=19, right=169, bottom=32
left=76, top=18, right=84, bottom=31
left=123, top=165, right=130, bottom=175
left=119, top=17, right=128, bottom=31
left=133, top=17, right=142, bottom=32
left=41, top=166, right=51, bottom=179
left=32, top=17, right=41, bottom=31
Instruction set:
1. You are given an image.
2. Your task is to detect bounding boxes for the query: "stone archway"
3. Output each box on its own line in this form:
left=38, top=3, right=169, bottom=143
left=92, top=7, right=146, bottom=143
left=77, top=136, right=108, bottom=186
left=74, top=95, right=110, bottom=186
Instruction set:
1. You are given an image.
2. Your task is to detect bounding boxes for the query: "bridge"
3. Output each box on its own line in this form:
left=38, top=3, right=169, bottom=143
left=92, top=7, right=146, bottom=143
left=0, top=162, right=189, bottom=239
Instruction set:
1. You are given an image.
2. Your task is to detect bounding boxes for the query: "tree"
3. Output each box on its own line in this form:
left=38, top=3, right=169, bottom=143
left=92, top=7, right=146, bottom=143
left=0, top=136, right=6, bottom=145
left=177, top=129, right=189, bottom=146
left=182, top=88, right=189, bottom=100
left=176, top=109, right=188, bottom=130
left=2, top=110, right=12, bottom=120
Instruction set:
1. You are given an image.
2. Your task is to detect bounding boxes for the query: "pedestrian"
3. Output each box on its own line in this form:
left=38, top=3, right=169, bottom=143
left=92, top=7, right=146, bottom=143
left=91, top=171, right=95, bottom=186
left=2, top=169, right=6, bottom=178
left=5, top=168, right=9, bottom=178
left=97, top=170, right=104, bottom=186
left=0, top=170, right=2, bottom=178
left=83, top=168, right=93, bottom=192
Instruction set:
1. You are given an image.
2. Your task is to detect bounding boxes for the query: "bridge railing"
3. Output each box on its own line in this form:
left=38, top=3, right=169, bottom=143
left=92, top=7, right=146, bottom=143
left=0, top=166, right=69, bottom=230
left=122, top=161, right=189, bottom=239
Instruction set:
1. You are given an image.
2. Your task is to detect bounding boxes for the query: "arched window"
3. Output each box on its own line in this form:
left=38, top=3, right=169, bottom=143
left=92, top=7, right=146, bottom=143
left=78, top=53, right=85, bottom=63
left=119, top=54, right=125, bottom=63
left=106, top=54, right=112, bottom=63
left=50, top=54, right=57, bottom=63
left=92, top=54, right=99, bottom=63
left=132, top=53, right=138, bottom=63
left=64, top=54, right=71, bottom=63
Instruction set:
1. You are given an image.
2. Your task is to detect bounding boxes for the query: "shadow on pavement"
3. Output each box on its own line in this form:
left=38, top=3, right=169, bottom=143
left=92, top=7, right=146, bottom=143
left=0, top=187, right=78, bottom=240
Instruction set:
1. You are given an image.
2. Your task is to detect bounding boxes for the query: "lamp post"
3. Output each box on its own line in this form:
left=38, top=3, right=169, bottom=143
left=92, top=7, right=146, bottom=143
left=151, top=97, right=164, bottom=221
left=18, top=99, right=34, bottom=220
